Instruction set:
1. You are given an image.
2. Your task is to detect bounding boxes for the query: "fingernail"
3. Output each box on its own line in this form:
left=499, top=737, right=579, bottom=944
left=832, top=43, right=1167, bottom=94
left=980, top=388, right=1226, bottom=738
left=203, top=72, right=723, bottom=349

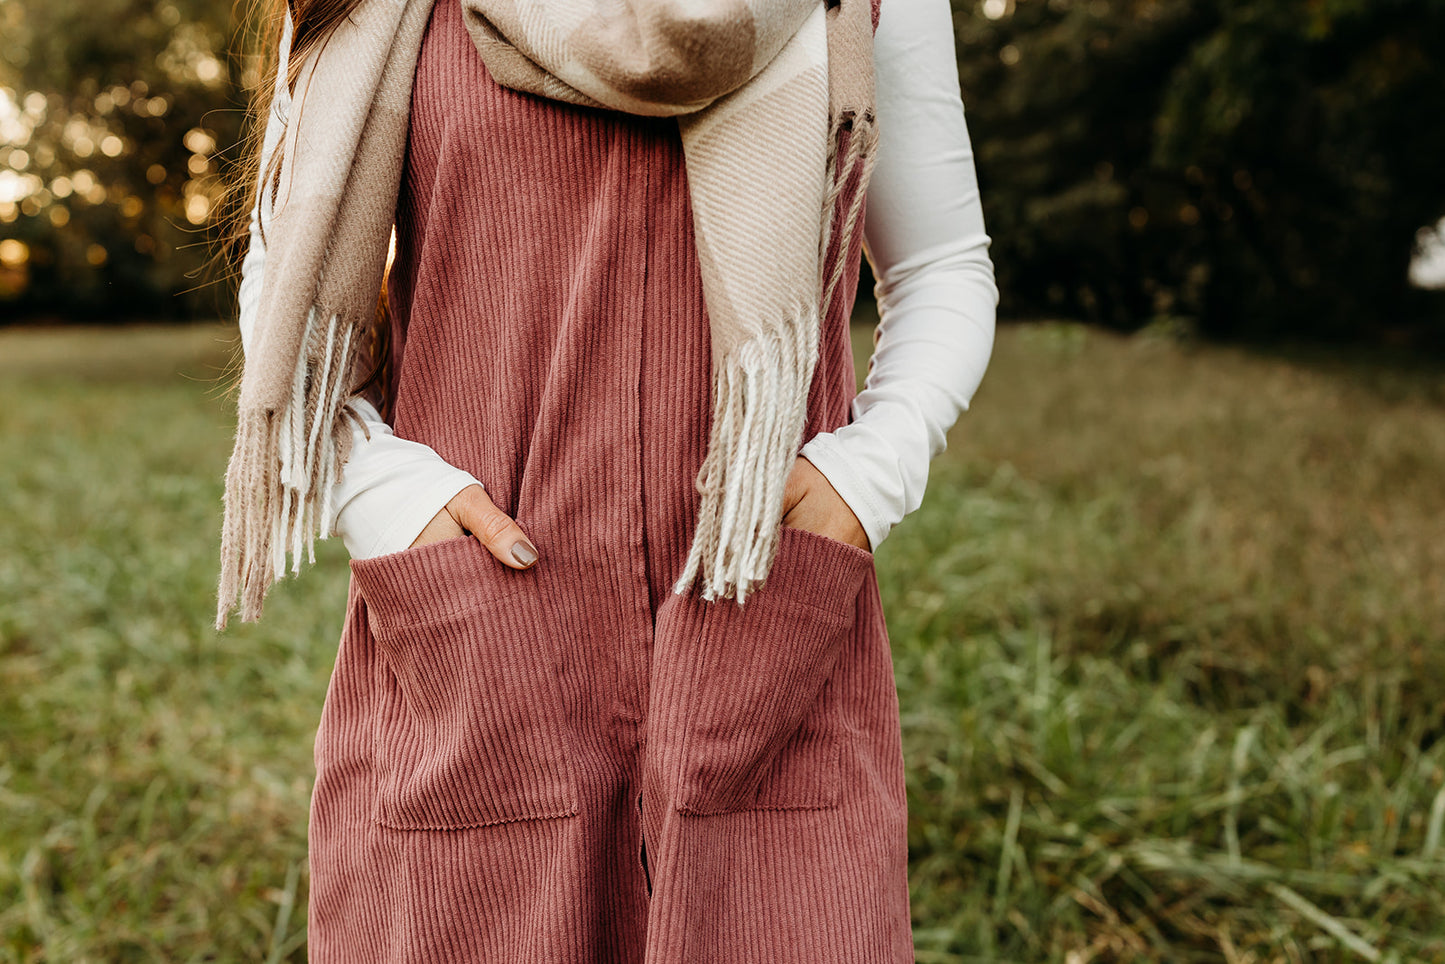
left=510, top=541, right=538, bottom=567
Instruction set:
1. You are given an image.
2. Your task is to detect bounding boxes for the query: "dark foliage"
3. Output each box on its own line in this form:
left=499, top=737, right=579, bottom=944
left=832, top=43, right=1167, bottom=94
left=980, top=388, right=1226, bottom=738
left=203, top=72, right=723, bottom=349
left=955, top=0, right=1445, bottom=345
left=2, top=0, right=1444, bottom=348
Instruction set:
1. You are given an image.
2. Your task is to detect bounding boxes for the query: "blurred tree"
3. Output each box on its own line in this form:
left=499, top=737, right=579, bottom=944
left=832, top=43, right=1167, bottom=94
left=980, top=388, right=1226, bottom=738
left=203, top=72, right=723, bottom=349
left=3, top=0, right=1443, bottom=346
left=955, top=0, right=1445, bottom=345
left=0, top=0, right=249, bottom=321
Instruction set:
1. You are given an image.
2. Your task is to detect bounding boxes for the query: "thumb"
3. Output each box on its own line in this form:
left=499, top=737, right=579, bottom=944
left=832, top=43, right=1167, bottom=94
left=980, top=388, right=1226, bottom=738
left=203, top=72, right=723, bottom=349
left=445, top=484, right=539, bottom=570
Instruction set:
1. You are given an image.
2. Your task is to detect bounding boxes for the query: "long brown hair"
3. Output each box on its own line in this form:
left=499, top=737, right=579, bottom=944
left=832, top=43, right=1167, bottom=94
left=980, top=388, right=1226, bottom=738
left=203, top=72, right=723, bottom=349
left=223, top=0, right=393, bottom=413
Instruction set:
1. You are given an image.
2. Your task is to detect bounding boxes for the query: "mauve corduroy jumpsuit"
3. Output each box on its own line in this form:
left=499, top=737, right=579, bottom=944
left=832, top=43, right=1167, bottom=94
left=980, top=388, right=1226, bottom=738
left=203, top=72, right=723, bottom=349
left=306, top=1, right=911, bottom=960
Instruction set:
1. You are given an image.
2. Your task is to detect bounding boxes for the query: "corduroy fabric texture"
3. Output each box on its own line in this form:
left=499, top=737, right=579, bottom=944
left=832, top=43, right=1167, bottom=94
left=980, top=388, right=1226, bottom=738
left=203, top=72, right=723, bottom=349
left=463, top=0, right=879, bottom=606
left=216, top=0, right=879, bottom=627
left=306, top=1, right=910, bottom=960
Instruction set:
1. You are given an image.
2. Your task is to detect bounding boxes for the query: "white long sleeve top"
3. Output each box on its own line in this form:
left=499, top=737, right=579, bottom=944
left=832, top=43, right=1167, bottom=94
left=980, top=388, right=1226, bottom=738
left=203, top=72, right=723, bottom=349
left=238, top=0, right=998, bottom=559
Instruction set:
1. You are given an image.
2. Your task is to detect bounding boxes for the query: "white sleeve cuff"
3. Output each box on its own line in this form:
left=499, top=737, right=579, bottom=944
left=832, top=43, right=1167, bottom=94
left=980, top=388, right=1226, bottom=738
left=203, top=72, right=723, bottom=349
left=800, top=428, right=904, bottom=553
left=331, top=398, right=483, bottom=559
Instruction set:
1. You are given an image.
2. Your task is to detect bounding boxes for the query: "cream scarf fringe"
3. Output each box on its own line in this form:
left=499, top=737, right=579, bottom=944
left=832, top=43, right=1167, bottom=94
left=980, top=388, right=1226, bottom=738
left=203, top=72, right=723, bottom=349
left=217, top=0, right=878, bottom=629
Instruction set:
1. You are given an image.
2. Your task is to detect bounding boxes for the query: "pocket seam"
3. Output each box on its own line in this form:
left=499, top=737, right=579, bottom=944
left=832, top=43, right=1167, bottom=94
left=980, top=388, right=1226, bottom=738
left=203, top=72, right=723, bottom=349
left=368, top=590, right=528, bottom=636
left=678, top=691, right=845, bottom=816
left=351, top=535, right=532, bottom=636
left=369, top=617, right=578, bottom=830
left=780, top=521, right=874, bottom=563
left=667, top=526, right=866, bottom=815
left=352, top=532, right=472, bottom=568
left=374, top=807, right=578, bottom=833
left=357, top=545, right=577, bottom=832
left=714, top=586, right=854, bottom=623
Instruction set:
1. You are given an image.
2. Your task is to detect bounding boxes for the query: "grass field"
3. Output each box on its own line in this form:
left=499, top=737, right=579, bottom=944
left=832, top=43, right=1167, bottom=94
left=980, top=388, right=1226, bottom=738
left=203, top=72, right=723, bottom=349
left=2, top=320, right=1443, bottom=962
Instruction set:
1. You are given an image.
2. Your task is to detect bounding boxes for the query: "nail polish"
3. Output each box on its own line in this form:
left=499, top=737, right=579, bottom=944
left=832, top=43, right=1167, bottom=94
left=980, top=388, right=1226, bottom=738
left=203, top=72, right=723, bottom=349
left=510, top=541, right=538, bottom=567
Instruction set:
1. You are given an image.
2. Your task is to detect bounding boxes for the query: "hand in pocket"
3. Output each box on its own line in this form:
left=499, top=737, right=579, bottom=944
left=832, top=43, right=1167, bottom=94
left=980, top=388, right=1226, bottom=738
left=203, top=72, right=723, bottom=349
left=409, top=483, right=540, bottom=569
left=780, top=456, right=871, bottom=552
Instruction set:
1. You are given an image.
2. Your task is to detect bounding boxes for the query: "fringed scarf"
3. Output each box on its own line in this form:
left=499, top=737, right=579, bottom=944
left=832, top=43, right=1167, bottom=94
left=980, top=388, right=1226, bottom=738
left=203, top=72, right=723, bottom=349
left=216, top=0, right=879, bottom=629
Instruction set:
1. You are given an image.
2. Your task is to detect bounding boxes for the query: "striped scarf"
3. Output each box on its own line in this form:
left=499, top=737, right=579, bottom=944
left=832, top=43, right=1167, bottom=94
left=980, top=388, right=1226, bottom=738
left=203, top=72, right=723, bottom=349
left=216, top=0, right=879, bottom=629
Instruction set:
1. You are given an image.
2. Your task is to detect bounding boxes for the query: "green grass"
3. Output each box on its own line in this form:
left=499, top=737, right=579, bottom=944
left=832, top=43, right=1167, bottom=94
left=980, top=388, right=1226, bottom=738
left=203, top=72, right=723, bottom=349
left=2, top=320, right=1443, bottom=962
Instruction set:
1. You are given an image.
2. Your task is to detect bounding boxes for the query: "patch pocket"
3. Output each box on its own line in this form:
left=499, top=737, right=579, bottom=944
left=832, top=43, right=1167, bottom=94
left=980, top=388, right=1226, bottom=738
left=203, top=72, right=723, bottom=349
left=349, top=536, right=577, bottom=830
left=666, top=524, right=874, bottom=815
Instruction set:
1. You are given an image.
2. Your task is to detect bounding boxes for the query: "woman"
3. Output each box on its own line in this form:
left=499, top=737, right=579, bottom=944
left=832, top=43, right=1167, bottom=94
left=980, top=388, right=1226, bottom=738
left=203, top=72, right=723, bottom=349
left=223, top=0, right=996, bottom=958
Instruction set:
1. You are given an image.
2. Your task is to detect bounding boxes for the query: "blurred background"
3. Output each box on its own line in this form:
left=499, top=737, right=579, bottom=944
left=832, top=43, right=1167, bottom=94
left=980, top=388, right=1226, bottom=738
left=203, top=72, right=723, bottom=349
left=2, top=0, right=1445, bottom=340
left=2, top=0, right=1444, bottom=961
